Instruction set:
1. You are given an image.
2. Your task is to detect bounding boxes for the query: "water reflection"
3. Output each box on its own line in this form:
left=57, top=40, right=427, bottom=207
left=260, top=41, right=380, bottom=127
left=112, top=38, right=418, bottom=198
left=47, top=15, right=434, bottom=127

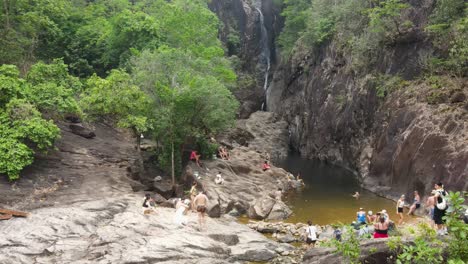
left=277, top=154, right=413, bottom=225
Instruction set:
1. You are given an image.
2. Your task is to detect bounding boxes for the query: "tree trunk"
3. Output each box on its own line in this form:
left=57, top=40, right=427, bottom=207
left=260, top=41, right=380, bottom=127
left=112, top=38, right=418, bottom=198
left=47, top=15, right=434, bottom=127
left=171, top=140, right=175, bottom=187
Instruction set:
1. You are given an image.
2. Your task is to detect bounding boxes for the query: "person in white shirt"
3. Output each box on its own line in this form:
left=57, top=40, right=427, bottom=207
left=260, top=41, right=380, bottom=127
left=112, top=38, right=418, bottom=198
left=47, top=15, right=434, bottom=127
left=305, top=220, right=317, bottom=248
left=215, top=172, right=224, bottom=185
left=174, top=199, right=190, bottom=226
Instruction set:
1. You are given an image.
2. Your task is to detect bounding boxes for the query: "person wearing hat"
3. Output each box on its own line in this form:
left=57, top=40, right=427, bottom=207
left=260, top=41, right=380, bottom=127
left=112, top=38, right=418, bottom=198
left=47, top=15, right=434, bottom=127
left=397, top=195, right=405, bottom=225
left=357, top=208, right=367, bottom=225
left=367, top=211, right=377, bottom=223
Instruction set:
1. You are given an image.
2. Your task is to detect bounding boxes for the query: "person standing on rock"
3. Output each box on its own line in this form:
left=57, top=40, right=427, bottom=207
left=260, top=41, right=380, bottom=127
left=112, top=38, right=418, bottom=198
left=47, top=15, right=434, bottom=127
left=190, top=182, right=198, bottom=212
left=397, top=195, right=405, bottom=225
left=142, top=193, right=155, bottom=214
left=407, top=190, right=421, bottom=215
left=174, top=199, right=190, bottom=226
left=305, top=220, right=317, bottom=248
left=193, top=191, right=209, bottom=230
left=433, top=182, right=448, bottom=235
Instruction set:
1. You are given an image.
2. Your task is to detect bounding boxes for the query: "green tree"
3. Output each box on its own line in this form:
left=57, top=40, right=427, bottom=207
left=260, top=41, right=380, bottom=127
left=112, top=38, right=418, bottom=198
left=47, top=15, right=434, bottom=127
left=132, top=47, right=238, bottom=186
left=80, top=69, right=152, bottom=150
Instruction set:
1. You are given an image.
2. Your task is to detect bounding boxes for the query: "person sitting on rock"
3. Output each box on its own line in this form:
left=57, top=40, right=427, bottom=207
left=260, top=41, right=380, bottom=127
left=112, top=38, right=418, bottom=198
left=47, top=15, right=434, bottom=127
left=373, top=215, right=389, bottom=238
left=367, top=211, right=377, bottom=223
left=274, top=188, right=283, bottom=201
left=142, top=193, right=156, bottom=214
left=214, top=172, right=224, bottom=185
left=357, top=208, right=366, bottom=225
left=190, top=150, right=201, bottom=167
left=262, top=160, right=271, bottom=171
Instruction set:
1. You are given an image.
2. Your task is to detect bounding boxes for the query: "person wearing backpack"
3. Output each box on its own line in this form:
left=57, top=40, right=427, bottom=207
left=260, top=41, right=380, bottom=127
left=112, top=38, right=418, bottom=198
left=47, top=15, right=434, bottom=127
left=433, top=182, right=448, bottom=235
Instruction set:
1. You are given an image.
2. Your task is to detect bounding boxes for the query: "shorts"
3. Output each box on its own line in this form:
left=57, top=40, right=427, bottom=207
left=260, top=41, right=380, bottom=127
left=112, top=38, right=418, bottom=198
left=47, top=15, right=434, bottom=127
left=398, top=207, right=403, bottom=213
left=373, top=233, right=388, bottom=239
left=306, top=238, right=316, bottom=245
left=197, top=205, right=206, bottom=213
left=433, top=208, right=446, bottom=225
left=415, top=204, right=421, bottom=209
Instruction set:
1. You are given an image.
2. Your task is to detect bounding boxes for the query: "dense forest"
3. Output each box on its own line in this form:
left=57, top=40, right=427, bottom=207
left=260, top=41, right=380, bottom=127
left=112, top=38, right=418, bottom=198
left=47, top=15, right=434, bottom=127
left=278, top=0, right=466, bottom=77
left=0, top=0, right=239, bottom=180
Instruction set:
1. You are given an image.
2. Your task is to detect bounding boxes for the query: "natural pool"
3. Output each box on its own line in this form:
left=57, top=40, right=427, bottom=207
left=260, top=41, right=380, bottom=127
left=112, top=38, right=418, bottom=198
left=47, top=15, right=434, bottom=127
left=277, top=154, right=416, bottom=225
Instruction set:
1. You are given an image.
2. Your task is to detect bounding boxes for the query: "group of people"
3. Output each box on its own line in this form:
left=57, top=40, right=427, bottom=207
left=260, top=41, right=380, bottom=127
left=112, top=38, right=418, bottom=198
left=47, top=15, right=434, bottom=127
left=142, top=182, right=209, bottom=231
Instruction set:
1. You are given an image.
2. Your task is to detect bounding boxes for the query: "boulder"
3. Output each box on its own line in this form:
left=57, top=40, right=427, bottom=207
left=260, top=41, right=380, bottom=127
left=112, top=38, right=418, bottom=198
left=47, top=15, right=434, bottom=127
left=234, top=249, right=277, bottom=262
left=207, top=201, right=221, bottom=218
left=69, top=124, right=96, bottom=139
left=277, top=233, right=296, bottom=243
left=153, top=180, right=174, bottom=198
left=153, top=193, right=167, bottom=204
left=160, top=198, right=179, bottom=208
left=267, top=201, right=292, bottom=220
left=208, top=234, right=240, bottom=246
left=247, top=197, right=276, bottom=219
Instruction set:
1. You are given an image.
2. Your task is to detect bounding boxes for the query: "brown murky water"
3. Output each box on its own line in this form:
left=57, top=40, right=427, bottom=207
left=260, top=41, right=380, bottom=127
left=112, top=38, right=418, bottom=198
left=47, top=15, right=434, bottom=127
left=277, top=155, right=417, bottom=225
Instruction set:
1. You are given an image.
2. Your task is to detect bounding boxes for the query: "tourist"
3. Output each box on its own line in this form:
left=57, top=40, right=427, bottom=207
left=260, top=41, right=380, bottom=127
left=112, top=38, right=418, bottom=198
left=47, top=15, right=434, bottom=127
left=381, top=209, right=389, bottom=221
left=190, top=182, right=198, bottom=212
left=296, top=173, right=304, bottom=186
left=367, top=211, right=377, bottom=223
left=223, top=146, right=230, bottom=160
left=333, top=227, right=342, bottom=241
left=357, top=208, right=367, bottom=225
left=274, top=188, right=282, bottom=201
left=426, top=191, right=436, bottom=228
left=262, top=160, right=271, bottom=171
left=433, top=182, right=448, bottom=235
left=407, top=190, right=421, bottom=215
left=190, top=150, right=201, bottom=167
left=352, top=191, right=360, bottom=199
left=193, top=191, right=209, bottom=230
left=373, top=216, right=389, bottom=238
left=215, top=172, right=224, bottom=185
left=397, top=195, right=405, bottom=225
left=305, top=220, right=317, bottom=248
left=218, top=146, right=227, bottom=160
left=142, top=193, right=155, bottom=214
left=174, top=199, right=190, bottom=226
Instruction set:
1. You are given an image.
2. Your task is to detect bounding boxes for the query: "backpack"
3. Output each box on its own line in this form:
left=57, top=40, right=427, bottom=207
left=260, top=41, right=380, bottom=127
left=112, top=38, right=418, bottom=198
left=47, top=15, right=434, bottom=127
left=436, top=190, right=447, bottom=210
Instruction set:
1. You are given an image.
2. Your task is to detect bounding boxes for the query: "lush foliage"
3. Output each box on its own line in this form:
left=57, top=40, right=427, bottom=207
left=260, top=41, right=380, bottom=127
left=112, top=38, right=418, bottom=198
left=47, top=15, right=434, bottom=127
left=444, top=191, right=468, bottom=262
left=323, top=227, right=361, bottom=264
left=80, top=70, right=151, bottom=136
left=0, top=0, right=239, bottom=182
left=0, top=65, right=64, bottom=180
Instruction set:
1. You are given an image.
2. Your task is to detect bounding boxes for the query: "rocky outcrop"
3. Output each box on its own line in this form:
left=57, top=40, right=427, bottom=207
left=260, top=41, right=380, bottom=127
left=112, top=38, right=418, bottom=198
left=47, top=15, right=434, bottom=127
left=188, top=112, right=295, bottom=220
left=0, top=119, right=297, bottom=263
left=266, top=0, right=468, bottom=199
left=0, top=196, right=296, bottom=264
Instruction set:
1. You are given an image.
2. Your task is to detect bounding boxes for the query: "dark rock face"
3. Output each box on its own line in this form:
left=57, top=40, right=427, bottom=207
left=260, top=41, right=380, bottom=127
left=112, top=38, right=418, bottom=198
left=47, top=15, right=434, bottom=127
left=69, top=123, right=96, bottom=139
left=210, top=0, right=283, bottom=118
left=267, top=1, right=468, bottom=199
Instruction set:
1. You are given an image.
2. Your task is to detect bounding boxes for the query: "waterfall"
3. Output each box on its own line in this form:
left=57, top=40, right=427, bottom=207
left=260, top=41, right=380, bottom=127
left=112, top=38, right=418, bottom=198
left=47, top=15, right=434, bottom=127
left=255, top=6, right=271, bottom=110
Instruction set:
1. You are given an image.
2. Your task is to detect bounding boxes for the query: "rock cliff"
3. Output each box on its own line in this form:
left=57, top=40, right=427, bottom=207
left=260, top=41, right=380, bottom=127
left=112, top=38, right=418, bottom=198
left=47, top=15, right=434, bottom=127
left=266, top=1, right=467, bottom=199
left=210, top=0, right=282, bottom=117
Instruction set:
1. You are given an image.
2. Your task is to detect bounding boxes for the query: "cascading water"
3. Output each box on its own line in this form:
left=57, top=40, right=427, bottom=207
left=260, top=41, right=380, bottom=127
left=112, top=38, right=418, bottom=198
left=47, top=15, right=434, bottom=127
left=254, top=5, right=271, bottom=110
left=255, top=7, right=271, bottom=91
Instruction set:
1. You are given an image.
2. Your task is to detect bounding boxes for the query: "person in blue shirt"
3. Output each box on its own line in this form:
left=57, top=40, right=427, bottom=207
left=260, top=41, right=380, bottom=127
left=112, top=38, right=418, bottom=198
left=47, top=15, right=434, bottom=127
left=357, top=208, right=367, bottom=225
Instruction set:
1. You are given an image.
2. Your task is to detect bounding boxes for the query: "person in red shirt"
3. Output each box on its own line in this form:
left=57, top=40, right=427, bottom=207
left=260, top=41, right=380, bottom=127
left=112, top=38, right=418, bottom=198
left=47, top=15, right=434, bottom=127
left=190, top=150, right=201, bottom=167
left=262, top=160, right=271, bottom=171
